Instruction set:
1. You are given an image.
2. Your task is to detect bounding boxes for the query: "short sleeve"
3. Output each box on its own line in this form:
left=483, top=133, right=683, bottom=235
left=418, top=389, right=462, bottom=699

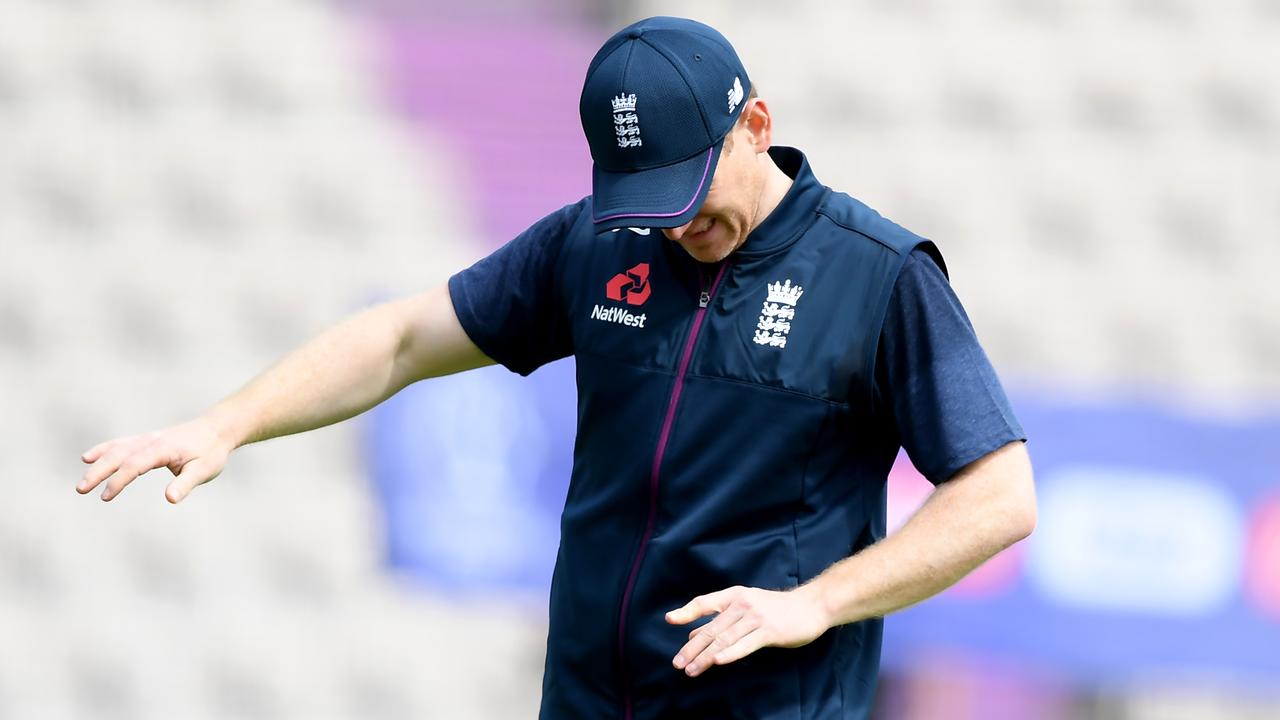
left=447, top=200, right=585, bottom=376
left=875, top=249, right=1025, bottom=484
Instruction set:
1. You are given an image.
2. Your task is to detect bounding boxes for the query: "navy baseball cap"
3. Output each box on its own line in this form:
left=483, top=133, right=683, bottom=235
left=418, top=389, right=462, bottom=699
left=580, top=17, right=751, bottom=232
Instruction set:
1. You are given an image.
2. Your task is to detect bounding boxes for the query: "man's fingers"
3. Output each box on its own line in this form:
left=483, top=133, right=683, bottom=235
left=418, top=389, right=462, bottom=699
left=666, top=586, right=739, bottom=625
left=667, top=587, right=747, bottom=672
left=680, top=606, right=762, bottom=676
left=100, top=442, right=177, bottom=501
left=79, top=443, right=136, bottom=494
left=79, top=434, right=157, bottom=490
left=669, top=587, right=818, bottom=678
left=80, top=440, right=112, bottom=464
left=78, top=421, right=228, bottom=503
left=165, top=457, right=220, bottom=504
left=708, top=627, right=764, bottom=668
left=672, top=605, right=745, bottom=673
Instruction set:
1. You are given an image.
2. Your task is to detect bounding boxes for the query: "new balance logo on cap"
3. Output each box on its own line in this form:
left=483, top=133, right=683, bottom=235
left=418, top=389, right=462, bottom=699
left=728, top=76, right=744, bottom=114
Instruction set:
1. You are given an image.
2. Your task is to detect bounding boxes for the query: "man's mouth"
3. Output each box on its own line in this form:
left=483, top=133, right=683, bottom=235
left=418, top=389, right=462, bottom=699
left=687, top=217, right=716, bottom=240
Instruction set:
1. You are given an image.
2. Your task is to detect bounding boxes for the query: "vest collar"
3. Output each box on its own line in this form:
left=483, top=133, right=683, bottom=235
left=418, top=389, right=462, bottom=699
left=732, top=146, right=828, bottom=258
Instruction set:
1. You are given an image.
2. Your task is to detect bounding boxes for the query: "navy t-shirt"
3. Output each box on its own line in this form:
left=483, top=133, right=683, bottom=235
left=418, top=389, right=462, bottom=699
left=450, top=212, right=1023, bottom=485
left=873, top=248, right=1025, bottom=482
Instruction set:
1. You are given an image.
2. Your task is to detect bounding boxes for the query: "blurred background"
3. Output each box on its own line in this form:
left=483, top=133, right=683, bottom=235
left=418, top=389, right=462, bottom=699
left=3, top=0, right=1278, bottom=717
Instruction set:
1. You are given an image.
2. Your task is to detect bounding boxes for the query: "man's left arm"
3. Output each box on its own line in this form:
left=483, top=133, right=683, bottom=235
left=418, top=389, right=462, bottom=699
left=666, top=441, right=1034, bottom=676
left=667, top=248, right=1035, bottom=677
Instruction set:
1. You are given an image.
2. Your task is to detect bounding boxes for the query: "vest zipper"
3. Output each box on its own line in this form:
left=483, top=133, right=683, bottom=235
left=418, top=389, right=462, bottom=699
left=618, top=259, right=729, bottom=720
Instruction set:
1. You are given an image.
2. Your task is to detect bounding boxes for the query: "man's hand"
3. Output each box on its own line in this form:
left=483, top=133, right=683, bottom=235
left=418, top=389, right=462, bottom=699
left=665, top=585, right=830, bottom=677
left=77, top=417, right=234, bottom=504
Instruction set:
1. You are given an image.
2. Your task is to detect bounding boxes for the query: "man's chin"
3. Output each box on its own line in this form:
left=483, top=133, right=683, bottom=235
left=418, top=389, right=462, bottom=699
left=678, top=235, right=738, bottom=264
left=681, top=244, right=731, bottom=263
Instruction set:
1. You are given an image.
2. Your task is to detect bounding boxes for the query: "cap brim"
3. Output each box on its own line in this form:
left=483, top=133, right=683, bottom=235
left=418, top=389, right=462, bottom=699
left=590, top=139, right=724, bottom=232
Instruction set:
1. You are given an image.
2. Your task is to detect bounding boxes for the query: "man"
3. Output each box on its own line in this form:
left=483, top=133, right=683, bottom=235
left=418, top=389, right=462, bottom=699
left=78, top=16, right=1035, bottom=719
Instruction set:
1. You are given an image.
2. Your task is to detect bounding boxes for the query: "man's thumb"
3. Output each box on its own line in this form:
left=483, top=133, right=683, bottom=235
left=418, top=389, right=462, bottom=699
left=165, top=457, right=220, bottom=504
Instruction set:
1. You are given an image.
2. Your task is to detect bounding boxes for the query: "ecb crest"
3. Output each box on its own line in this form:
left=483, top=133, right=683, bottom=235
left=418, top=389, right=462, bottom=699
left=753, top=279, right=804, bottom=349
left=612, top=93, right=642, bottom=149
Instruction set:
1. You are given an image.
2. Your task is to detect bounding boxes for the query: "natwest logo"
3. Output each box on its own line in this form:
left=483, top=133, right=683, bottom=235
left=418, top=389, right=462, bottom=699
left=593, top=262, right=650, bottom=330
left=606, top=263, right=651, bottom=306
left=590, top=304, right=647, bottom=328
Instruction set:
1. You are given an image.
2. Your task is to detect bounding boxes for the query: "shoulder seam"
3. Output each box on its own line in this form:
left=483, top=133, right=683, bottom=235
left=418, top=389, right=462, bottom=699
left=813, top=208, right=907, bottom=255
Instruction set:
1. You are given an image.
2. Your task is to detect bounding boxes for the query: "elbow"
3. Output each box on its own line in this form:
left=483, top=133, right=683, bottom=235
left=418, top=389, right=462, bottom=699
left=951, top=440, right=1037, bottom=549
left=1004, top=464, right=1037, bottom=544
left=988, top=494, right=1035, bottom=553
left=999, top=441, right=1037, bottom=544
left=987, top=444, right=1037, bottom=546
left=1008, top=492, right=1037, bottom=544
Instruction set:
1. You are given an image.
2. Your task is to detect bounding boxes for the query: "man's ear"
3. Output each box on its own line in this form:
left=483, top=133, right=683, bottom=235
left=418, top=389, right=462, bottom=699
left=742, top=98, right=773, bottom=153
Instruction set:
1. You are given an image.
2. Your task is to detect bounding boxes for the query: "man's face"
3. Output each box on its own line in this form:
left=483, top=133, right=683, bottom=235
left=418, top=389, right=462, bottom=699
left=661, top=121, right=764, bottom=264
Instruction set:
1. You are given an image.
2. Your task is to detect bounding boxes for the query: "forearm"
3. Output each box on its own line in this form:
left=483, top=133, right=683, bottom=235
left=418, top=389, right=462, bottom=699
left=803, top=441, right=1036, bottom=626
left=206, top=285, right=485, bottom=449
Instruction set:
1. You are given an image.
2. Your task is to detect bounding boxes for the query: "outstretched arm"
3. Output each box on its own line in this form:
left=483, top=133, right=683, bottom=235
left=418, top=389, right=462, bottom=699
left=666, top=440, right=1035, bottom=677
left=77, top=283, right=491, bottom=503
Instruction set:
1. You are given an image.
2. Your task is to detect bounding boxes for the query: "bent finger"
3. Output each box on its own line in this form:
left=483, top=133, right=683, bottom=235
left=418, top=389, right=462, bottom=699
left=79, top=442, right=139, bottom=494
left=166, top=457, right=221, bottom=504
left=101, top=442, right=176, bottom=501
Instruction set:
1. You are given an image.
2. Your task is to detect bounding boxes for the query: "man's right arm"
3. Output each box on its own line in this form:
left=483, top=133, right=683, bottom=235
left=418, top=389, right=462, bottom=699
left=77, top=283, right=492, bottom=504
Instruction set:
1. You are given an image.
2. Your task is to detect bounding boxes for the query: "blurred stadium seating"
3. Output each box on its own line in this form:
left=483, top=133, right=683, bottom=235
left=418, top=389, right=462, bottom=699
left=1, top=1, right=539, bottom=717
left=2, top=0, right=1277, bottom=718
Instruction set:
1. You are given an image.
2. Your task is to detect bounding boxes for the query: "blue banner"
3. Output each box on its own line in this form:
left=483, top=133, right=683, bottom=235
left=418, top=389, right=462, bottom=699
left=883, top=397, right=1280, bottom=681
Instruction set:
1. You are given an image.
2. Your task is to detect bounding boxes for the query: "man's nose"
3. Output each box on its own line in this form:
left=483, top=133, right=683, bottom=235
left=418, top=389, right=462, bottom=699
left=662, top=220, right=694, bottom=241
